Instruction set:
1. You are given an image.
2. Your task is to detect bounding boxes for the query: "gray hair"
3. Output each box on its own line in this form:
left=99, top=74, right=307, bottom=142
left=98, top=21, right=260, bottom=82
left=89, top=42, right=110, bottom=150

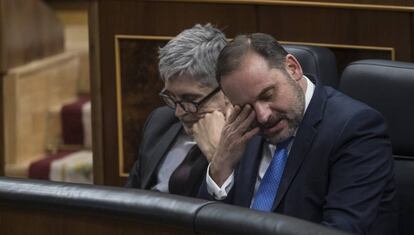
left=158, top=23, right=227, bottom=87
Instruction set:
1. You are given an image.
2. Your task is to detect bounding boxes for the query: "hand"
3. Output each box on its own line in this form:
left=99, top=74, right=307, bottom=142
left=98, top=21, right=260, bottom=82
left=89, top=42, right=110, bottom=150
left=209, top=104, right=259, bottom=187
left=192, top=111, right=226, bottom=162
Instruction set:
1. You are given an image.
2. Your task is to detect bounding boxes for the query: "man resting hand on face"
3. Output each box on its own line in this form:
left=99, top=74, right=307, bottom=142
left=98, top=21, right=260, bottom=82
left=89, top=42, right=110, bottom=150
left=126, top=24, right=230, bottom=197
left=198, top=33, right=398, bottom=235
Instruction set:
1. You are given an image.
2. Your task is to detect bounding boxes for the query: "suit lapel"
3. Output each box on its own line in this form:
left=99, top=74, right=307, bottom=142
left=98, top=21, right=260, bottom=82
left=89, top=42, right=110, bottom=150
left=142, top=122, right=182, bottom=188
left=234, top=135, right=264, bottom=207
left=272, top=83, right=327, bottom=210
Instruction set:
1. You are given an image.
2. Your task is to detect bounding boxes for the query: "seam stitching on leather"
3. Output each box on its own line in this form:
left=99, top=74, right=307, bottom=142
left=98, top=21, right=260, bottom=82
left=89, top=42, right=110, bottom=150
left=192, top=201, right=219, bottom=234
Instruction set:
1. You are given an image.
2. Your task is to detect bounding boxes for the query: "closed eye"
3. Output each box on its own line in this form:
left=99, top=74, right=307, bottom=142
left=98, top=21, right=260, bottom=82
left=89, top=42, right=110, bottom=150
left=257, top=86, right=275, bottom=101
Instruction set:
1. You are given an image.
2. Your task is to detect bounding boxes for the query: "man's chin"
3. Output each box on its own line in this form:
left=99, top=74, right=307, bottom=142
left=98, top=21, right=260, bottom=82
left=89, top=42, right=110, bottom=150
left=267, top=135, right=285, bottom=145
left=266, top=129, right=293, bottom=144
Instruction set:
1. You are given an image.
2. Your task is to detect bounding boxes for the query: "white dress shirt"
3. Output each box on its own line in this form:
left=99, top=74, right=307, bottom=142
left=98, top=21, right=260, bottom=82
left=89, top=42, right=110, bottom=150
left=206, top=75, right=315, bottom=200
left=151, top=133, right=195, bottom=193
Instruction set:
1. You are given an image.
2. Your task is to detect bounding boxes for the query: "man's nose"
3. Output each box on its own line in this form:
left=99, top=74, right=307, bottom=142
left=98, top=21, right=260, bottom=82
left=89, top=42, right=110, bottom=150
left=174, top=103, right=186, bottom=117
left=254, top=102, right=271, bottom=124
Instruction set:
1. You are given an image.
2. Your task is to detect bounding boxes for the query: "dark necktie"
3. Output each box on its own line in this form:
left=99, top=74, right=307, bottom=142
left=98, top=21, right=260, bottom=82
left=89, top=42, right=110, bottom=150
left=251, top=139, right=291, bottom=211
left=168, top=145, right=208, bottom=196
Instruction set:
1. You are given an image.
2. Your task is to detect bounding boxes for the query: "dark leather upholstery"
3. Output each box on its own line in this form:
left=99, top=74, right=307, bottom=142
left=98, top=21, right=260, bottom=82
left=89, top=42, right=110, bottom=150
left=0, top=176, right=211, bottom=227
left=283, top=44, right=339, bottom=88
left=339, top=59, right=414, bottom=235
left=196, top=203, right=348, bottom=235
left=340, top=60, right=414, bottom=155
left=0, top=177, right=349, bottom=235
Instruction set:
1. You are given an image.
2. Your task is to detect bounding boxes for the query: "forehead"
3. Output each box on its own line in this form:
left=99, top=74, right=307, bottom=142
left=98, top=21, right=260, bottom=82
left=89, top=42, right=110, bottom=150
left=220, top=53, right=285, bottom=105
left=164, top=75, right=210, bottom=96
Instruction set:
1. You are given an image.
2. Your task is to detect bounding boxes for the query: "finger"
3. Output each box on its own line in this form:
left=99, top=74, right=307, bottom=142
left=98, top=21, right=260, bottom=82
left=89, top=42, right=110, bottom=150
left=242, top=127, right=260, bottom=142
left=237, top=108, right=257, bottom=133
left=203, top=112, right=212, bottom=120
left=209, top=111, right=225, bottom=126
left=227, top=105, right=241, bottom=123
left=249, top=117, right=259, bottom=131
left=233, top=104, right=253, bottom=125
left=203, top=111, right=221, bottom=123
left=225, top=105, right=233, bottom=120
left=234, top=104, right=254, bottom=125
left=213, top=110, right=225, bottom=120
left=212, top=110, right=223, bottom=118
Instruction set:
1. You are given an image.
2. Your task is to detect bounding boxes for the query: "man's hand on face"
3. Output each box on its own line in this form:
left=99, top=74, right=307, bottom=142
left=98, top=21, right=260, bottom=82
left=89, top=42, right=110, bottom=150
left=192, top=110, right=226, bottom=162
left=209, top=104, right=260, bottom=187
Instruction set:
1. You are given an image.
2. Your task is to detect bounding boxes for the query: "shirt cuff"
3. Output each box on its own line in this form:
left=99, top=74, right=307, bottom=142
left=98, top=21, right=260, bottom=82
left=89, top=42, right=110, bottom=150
left=206, top=163, right=234, bottom=200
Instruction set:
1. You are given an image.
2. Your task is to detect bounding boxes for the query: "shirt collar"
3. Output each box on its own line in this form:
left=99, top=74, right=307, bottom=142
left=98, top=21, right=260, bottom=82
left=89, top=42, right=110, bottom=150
left=303, top=75, right=315, bottom=114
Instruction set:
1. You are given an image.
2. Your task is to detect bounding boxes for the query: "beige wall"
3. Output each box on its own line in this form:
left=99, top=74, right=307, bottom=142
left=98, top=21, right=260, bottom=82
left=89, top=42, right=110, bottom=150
left=56, top=8, right=90, bottom=94
left=3, top=52, right=80, bottom=177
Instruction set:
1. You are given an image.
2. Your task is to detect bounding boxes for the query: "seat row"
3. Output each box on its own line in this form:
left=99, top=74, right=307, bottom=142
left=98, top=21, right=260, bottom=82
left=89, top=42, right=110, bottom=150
left=0, top=177, right=348, bottom=235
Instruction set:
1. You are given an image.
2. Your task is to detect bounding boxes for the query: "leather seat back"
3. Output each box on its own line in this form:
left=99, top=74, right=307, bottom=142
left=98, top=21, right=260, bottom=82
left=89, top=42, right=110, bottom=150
left=340, top=59, right=414, bottom=235
left=283, top=44, right=339, bottom=88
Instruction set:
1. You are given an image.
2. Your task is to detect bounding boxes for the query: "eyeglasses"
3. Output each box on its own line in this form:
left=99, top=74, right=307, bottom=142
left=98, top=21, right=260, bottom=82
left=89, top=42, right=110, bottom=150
left=159, top=87, right=221, bottom=113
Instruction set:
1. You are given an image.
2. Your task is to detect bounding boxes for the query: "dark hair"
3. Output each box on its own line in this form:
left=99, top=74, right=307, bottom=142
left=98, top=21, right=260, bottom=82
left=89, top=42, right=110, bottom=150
left=216, top=33, right=288, bottom=82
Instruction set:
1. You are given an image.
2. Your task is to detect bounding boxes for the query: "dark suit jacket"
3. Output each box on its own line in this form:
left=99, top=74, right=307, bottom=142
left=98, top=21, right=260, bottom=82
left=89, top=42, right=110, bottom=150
left=126, top=106, right=207, bottom=197
left=199, top=84, right=398, bottom=235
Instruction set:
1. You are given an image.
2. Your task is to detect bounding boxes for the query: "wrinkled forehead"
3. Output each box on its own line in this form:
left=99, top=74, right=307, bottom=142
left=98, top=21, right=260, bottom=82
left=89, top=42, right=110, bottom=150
left=220, top=53, right=280, bottom=105
left=164, top=74, right=212, bottom=97
left=221, top=73, right=275, bottom=106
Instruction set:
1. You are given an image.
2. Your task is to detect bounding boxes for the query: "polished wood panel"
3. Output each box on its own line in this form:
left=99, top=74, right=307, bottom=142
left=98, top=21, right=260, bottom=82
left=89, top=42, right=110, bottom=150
left=412, top=14, right=414, bottom=60
left=258, top=5, right=411, bottom=69
left=116, top=37, right=166, bottom=176
left=330, top=48, right=391, bottom=74
left=89, top=1, right=104, bottom=184
left=0, top=205, right=193, bottom=235
left=90, top=0, right=414, bottom=186
left=0, top=76, right=4, bottom=176
left=160, top=0, right=414, bottom=8
left=259, top=6, right=411, bottom=55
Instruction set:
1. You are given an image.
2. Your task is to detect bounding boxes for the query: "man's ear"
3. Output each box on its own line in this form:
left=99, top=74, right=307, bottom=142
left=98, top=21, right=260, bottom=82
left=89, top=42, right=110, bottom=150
left=285, top=54, right=303, bottom=81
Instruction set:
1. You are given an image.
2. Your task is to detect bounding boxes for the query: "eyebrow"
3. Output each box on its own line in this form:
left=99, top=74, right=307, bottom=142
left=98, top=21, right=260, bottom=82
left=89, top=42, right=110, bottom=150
left=163, top=89, right=202, bottom=101
left=235, top=85, right=275, bottom=106
left=257, top=86, right=275, bottom=99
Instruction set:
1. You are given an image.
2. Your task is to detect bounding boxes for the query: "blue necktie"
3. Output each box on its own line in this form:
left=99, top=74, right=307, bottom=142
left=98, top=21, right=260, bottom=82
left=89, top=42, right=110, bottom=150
left=251, top=139, right=291, bottom=211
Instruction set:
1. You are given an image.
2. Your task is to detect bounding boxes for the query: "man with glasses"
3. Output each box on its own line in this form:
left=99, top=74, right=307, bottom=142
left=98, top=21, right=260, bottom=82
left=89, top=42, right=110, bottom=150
left=126, top=24, right=229, bottom=197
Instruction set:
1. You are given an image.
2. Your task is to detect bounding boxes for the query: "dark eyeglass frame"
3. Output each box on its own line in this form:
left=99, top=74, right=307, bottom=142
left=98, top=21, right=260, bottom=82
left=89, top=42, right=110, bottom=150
left=159, top=87, right=221, bottom=113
